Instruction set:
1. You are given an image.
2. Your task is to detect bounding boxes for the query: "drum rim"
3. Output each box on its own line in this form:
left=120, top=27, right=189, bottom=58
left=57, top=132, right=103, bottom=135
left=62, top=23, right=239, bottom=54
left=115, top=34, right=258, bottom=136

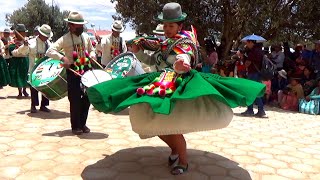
left=81, top=69, right=112, bottom=87
left=29, top=58, right=66, bottom=87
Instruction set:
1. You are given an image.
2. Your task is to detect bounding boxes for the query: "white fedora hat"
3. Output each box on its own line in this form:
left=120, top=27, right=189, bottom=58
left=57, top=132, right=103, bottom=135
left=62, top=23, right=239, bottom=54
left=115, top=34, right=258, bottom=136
left=64, top=11, right=88, bottom=24
left=111, top=20, right=125, bottom=32
left=38, top=24, right=53, bottom=38
left=152, top=24, right=164, bottom=35
left=278, top=69, right=287, bottom=79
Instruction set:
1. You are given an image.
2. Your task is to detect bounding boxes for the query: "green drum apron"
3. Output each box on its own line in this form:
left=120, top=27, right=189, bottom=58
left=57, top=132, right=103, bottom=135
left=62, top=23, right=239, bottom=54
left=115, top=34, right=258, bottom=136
left=28, top=57, right=67, bottom=101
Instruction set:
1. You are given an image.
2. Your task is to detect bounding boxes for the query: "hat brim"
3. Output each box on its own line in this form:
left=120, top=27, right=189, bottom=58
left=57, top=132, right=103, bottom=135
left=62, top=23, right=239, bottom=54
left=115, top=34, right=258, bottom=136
left=157, top=13, right=187, bottom=22
left=111, top=25, right=125, bottom=32
left=278, top=73, right=287, bottom=79
left=153, top=30, right=165, bottom=35
left=64, top=18, right=88, bottom=24
left=38, top=27, right=53, bottom=38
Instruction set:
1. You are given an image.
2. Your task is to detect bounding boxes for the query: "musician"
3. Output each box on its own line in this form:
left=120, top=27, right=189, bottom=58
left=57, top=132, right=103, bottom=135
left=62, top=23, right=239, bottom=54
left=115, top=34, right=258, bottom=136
left=46, top=11, right=96, bottom=135
left=0, top=39, right=10, bottom=89
left=28, top=24, right=52, bottom=113
left=2, top=28, right=13, bottom=64
left=96, top=20, right=127, bottom=67
left=8, top=24, right=29, bottom=98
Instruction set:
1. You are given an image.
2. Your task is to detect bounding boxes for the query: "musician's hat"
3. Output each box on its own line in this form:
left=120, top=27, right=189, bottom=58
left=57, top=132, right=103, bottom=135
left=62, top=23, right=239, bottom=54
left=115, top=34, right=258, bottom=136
left=64, top=11, right=88, bottom=24
left=111, top=20, right=125, bottom=32
left=157, top=3, right=187, bottom=22
left=16, top=24, right=28, bottom=32
left=153, top=24, right=164, bottom=35
left=38, top=24, right=53, bottom=38
left=3, top=28, right=10, bottom=33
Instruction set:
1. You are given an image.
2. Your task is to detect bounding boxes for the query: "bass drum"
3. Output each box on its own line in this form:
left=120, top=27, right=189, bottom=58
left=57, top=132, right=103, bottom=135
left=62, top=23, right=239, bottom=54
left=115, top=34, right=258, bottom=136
left=105, top=52, right=145, bottom=79
left=28, top=56, right=67, bottom=101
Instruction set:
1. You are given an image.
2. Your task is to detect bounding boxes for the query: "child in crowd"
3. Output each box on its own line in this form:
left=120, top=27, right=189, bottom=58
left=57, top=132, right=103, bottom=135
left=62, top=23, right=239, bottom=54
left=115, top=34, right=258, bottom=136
left=233, top=50, right=247, bottom=78
left=262, top=77, right=272, bottom=104
left=219, top=59, right=235, bottom=77
left=278, top=75, right=304, bottom=111
left=271, top=69, right=288, bottom=104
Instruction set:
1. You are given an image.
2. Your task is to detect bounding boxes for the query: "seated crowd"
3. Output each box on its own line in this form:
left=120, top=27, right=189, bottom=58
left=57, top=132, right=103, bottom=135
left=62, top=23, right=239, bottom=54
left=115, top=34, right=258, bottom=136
left=197, top=41, right=320, bottom=114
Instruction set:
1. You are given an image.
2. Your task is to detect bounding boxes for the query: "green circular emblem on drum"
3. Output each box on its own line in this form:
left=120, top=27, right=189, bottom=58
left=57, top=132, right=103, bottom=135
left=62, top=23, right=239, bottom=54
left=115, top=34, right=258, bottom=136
left=106, top=55, right=133, bottom=78
left=30, top=59, right=64, bottom=87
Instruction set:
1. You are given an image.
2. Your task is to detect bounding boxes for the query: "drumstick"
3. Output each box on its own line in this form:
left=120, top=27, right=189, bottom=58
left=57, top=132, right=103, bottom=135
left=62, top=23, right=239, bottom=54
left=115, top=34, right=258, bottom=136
left=89, top=57, right=104, bottom=69
left=68, top=68, right=83, bottom=77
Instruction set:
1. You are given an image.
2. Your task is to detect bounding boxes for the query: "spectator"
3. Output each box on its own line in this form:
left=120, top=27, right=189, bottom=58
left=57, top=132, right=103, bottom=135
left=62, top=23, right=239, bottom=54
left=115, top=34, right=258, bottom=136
left=271, top=69, right=288, bottom=103
left=309, top=40, right=320, bottom=79
left=233, top=50, right=247, bottom=78
left=301, top=66, right=316, bottom=96
left=291, top=44, right=303, bottom=61
left=278, top=75, right=304, bottom=111
left=241, top=41, right=266, bottom=117
left=305, top=78, right=320, bottom=102
left=262, top=77, right=272, bottom=104
left=271, top=44, right=285, bottom=70
left=219, top=59, right=235, bottom=77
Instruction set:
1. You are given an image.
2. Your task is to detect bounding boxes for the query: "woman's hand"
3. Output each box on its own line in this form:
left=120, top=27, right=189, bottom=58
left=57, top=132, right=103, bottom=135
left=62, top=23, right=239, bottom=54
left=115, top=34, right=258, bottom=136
left=174, top=59, right=191, bottom=73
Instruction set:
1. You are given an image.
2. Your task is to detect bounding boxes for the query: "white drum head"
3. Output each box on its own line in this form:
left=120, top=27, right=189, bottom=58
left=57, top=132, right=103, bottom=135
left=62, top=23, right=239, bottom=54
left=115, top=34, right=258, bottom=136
left=81, top=70, right=112, bottom=88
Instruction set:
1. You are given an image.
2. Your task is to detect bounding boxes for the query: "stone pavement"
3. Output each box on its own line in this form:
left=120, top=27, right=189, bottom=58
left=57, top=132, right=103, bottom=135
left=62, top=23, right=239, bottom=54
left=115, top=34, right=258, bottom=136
left=0, top=86, right=319, bottom=180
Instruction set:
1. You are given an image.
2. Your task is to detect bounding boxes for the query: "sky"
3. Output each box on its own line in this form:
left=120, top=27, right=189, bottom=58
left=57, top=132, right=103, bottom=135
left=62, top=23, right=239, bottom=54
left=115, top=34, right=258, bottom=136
left=0, top=0, right=136, bottom=40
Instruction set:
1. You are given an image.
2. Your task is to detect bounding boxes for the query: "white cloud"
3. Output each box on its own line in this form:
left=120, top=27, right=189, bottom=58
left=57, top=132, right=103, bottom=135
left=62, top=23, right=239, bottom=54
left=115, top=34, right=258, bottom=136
left=121, top=31, right=137, bottom=41
left=0, top=0, right=134, bottom=33
left=86, top=16, right=110, bottom=21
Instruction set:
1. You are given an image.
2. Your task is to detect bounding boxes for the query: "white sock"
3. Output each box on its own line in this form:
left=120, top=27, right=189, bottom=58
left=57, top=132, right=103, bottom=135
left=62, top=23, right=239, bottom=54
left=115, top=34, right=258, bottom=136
left=169, top=154, right=179, bottom=160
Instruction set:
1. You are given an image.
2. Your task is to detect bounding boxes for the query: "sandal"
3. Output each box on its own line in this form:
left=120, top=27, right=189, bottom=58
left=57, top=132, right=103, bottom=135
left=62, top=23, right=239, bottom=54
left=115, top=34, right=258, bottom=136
left=168, top=156, right=179, bottom=168
left=171, top=164, right=188, bottom=175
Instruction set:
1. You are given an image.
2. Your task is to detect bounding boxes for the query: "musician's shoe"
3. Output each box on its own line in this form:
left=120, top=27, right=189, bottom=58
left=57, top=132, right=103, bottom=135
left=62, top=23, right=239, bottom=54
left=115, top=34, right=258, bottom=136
left=40, top=106, right=51, bottom=113
left=255, top=110, right=267, bottom=118
left=72, top=129, right=83, bottom=135
left=82, top=125, right=90, bottom=133
left=30, top=106, right=37, bottom=113
left=17, top=94, right=23, bottom=99
left=240, top=110, right=254, bottom=116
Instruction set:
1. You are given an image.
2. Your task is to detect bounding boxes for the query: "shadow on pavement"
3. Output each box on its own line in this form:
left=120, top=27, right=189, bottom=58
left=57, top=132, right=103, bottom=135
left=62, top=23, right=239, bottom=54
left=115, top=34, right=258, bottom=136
left=109, top=108, right=129, bottom=116
left=234, top=105, right=299, bottom=117
left=81, top=146, right=252, bottom=180
left=42, top=129, right=109, bottom=140
left=7, top=95, right=30, bottom=99
left=16, top=109, right=70, bottom=119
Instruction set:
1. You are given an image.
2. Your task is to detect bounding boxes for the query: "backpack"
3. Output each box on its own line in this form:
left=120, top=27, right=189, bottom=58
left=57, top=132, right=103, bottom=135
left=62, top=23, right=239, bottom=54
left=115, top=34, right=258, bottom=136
left=254, top=55, right=277, bottom=80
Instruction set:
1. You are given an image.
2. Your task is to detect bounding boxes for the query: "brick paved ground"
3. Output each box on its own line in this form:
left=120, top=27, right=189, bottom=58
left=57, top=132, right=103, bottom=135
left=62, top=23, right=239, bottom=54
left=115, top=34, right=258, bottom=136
left=0, top=86, right=319, bottom=180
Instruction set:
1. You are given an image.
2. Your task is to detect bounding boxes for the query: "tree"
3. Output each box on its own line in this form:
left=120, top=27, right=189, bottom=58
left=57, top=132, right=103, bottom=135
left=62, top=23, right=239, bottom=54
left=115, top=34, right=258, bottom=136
left=111, top=0, right=320, bottom=59
left=5, top=0, right=70, bottom=41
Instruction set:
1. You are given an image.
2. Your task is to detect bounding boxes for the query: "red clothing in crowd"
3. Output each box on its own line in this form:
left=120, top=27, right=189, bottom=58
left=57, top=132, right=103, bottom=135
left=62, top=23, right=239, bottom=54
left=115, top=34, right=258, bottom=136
left=246, top=45, right=263, bottom=73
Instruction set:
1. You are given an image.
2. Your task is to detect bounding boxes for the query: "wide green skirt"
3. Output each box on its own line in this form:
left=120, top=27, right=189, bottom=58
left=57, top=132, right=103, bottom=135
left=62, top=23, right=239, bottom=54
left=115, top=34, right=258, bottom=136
left=8, top=57, right=29, bottom=87
left=0, top=56, right=10, bottom=86
left=87, top=70, right=265, bottom=136
left=88, top=70, right=265, bottom=114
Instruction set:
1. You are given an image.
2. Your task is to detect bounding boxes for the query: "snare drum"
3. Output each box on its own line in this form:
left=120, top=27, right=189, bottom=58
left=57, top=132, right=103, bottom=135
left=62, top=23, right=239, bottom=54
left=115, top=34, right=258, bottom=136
left=81, top=70, right=112, bottom=90
left=105, top=52, right=145, bottom=79
left=28, top=57, right=67, bottom=101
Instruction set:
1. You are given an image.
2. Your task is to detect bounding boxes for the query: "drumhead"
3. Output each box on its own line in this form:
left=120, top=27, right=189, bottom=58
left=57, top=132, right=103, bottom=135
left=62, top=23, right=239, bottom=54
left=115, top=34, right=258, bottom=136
left=105, top=52, right=135, bottom=78
left=81, top=70, right=112, bottom=88
left=29, top=58, right=64, bottom=87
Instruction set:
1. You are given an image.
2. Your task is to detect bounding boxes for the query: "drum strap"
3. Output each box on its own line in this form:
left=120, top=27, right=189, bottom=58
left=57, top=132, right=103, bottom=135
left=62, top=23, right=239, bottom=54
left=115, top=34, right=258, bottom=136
left=36, top=39, right=49, bottom=59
